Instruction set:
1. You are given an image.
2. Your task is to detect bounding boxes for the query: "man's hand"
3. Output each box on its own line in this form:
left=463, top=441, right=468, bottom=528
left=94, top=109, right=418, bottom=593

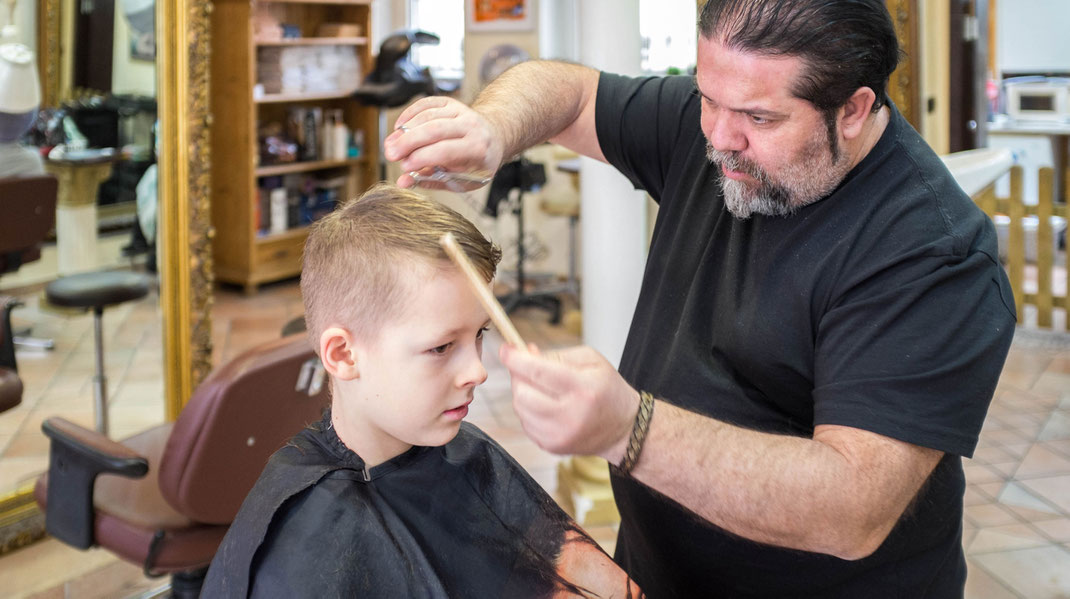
left=384, top=96, right=505, bottom=189
left=499, top=344, right=639, bottom=462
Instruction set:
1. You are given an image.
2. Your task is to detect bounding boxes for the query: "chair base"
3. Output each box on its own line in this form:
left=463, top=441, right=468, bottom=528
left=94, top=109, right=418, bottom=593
left=170, top=569, right=207, bottom=599
left=500, top=290, right=562, bottom=325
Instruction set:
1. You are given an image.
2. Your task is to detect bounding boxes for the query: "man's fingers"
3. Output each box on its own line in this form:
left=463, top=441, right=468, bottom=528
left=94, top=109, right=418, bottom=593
left=394, top=96, right=452, bottom=129
left=500, top=344, right=583, bottom=395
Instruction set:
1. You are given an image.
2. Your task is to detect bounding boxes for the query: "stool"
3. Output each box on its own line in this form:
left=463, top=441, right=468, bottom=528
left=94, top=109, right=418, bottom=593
left=46, top=271, right=149, bottom=436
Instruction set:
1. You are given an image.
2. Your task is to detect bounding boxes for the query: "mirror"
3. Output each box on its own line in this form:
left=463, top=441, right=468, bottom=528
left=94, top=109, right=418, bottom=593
left=0, top=0, right=212, bottom=551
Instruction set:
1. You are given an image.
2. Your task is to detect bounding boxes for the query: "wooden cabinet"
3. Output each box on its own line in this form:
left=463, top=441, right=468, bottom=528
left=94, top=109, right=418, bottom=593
left=210, top=0, right=377, bottom=293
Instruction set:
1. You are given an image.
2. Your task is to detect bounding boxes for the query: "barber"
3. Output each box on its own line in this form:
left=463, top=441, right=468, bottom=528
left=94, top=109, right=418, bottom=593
left=385, top=1, right=1015, bottom=595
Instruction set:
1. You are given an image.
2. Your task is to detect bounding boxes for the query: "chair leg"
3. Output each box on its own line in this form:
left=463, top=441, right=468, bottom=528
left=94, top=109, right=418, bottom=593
left=169, top=569, right=207, bottom=599
left=92, top=307, right=108, bottom=436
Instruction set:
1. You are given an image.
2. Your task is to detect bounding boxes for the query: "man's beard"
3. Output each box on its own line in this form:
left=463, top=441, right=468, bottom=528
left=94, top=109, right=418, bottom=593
left=707, top=129, right=852, bottom=219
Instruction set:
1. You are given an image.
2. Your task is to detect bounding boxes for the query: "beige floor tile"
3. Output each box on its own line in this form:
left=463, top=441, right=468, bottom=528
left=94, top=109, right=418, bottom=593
left=0, top=404, right=32, bottom=435
left=3, top=430, right=51, bottom=459
left=62, top=558, right=158, bottom=599
left=972, top=446, right=1019, bottom=466
left=1032, top=518, right=1070, bottom=544
left=0, top=539, right=120, bottom=599
left=965, top=560, right=1022, bottom=599
left=968, top=523, right=1050, bottom=554
left=0, top=455, right=48, bottom=493
left=965, top=463, right=1007, bottom=484
left=985, top=427, right=1035, bottom=447
left=989, top=462, right=1019, bottom=478
left=1022, top=475, right=1070, bottom=513
left=972, top=546, right=1070, bottom=598
left=1046, top=438, right=1070, bottom=459
left=966, top=484, right=994, bottom=506
left=977, top=481, right=1006, bottom=499
left=1032, top=372, right=1070, bottom=399
left=965, top=503, right=1021, bottom=528
left=1039, top=412, right=1070, bottom=442
left=1014, top=443, right=1070, bottom=479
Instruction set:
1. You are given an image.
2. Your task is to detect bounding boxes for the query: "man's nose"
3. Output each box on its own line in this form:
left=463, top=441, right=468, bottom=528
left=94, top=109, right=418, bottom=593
left=707, top=111, right=747, bottom=153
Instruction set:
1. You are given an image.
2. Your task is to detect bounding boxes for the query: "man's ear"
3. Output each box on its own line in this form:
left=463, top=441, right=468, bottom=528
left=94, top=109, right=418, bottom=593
left=320, top=326, right=360, bottom=380
left=838, top=86, right=878, bottom=141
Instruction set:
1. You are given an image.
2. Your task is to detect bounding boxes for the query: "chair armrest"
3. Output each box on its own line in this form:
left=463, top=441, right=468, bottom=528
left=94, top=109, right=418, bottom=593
left=40, top=417, right=149, bottom=549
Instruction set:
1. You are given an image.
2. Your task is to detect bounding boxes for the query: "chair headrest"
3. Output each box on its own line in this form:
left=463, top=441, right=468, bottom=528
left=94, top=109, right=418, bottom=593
left=158, top=335, right=329, bottom=524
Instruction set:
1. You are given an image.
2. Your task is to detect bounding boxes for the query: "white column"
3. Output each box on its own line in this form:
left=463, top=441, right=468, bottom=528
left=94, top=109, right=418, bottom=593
left=578, top=0, right=646, bottom=367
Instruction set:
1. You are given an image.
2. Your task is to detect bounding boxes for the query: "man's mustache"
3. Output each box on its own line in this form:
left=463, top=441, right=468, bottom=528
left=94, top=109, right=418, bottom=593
left=707, top=146, right=768, bottom=183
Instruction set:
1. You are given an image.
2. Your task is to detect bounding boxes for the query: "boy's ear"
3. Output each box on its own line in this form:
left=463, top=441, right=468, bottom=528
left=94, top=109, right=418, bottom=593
left=319, top=326, right=360, bottom=380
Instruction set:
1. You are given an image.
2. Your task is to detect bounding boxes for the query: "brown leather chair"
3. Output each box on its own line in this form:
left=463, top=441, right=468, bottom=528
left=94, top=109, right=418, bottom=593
left=0, top=296, right=23, bottom=412
left=34, top=335, right=329, bottom=598
left=0, top=175, right=57, bottom=276
left=0, top=174, right=59, bottom=352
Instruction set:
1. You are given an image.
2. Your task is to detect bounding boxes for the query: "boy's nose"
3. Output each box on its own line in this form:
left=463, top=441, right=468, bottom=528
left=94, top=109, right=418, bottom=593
left=457, top=354, right=488, bottom=388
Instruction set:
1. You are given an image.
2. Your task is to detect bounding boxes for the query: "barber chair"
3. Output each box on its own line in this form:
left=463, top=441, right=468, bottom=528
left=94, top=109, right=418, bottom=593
left=0, top=296, right=24, bottom=412
left=0, top=175, right=59, bottom=351
left=34, top=335, right=329, bottom=598
left=352, top=29, right=457, bottom=181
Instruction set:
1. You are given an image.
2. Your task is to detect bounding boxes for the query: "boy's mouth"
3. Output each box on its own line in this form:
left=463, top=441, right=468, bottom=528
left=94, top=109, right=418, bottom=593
left=443, top=400, right=471, bottom=421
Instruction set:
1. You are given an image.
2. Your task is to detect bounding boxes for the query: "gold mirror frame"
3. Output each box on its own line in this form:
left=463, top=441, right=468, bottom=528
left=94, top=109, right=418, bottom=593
left=0, top=0, right=214, bottom=553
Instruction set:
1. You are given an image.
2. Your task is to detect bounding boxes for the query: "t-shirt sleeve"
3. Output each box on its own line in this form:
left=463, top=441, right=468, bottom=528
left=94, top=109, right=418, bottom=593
left=595, top=72, right=699, bottom=200
left=812, top=235, right=1016, bottom=458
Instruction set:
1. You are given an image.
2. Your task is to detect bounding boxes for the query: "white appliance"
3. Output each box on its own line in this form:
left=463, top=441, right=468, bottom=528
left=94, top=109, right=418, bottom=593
left=1004, top=77, right=1070, bottom=123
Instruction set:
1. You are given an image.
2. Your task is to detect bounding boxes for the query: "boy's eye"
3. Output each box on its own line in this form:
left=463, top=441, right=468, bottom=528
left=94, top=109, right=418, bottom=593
left=429, top=342, right=452, bottom=355
left=476, top=326, right=490, bottom=340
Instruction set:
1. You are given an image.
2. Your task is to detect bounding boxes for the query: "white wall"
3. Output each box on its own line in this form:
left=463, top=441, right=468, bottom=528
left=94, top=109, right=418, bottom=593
left=996, top=0, right=1070, bottom=74
left=7, top=0, right=36, bottom=48
left=111, top=9, right=156, bottom=96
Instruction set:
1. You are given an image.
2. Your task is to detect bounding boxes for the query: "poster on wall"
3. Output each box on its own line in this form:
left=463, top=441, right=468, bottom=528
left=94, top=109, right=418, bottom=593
left=123, top=0, right=157, bottom=61
left=466, top=0, right=534, bottom=32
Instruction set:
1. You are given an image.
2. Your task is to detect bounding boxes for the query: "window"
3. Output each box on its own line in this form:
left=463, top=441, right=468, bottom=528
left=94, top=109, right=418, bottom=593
left=640, top=0, right=697, bottom=74
left=408, top=0, right=465, bottom=81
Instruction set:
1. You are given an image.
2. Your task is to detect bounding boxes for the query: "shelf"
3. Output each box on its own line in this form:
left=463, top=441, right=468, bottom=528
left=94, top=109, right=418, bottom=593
left=256, top=37, right=368, bottom=47
left=256, top=90, right=357, bottom=104
left=256, top=158, right=365, bottom=176
left=257, top=226, right=310, bottom=243
left=257, top=0, right=371, bottom=4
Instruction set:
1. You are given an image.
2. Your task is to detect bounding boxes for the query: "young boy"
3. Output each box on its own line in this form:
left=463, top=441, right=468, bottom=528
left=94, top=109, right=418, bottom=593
left=202, top=184, right=641, bottom=598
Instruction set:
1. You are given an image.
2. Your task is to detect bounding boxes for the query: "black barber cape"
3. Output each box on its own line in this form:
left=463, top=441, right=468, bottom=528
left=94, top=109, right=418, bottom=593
left=202, top=414, right=640, bottom=598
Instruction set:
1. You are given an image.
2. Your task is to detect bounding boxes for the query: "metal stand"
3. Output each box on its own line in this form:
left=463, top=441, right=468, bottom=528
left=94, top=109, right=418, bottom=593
left=91, top=307, right=108, bottom=436
left=497, top=186, right=562, bottom=323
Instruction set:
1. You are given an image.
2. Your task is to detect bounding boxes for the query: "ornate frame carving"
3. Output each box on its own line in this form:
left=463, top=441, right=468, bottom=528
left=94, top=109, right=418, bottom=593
left=0, top=0, right=214, bottom=554
left=886, top=0, right=920, bottom=130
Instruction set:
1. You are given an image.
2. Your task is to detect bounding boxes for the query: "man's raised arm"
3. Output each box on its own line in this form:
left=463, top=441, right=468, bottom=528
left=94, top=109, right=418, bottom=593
left=384, top=60, right=602, bottom=188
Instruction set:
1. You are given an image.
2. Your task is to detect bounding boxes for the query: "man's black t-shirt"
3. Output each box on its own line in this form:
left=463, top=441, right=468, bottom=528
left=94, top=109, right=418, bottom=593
left=595, top=73, right=1016, bottom=597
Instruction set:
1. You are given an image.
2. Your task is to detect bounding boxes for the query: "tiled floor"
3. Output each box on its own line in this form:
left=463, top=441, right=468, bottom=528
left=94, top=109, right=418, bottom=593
left=0, top=277, right=1068, bottom=597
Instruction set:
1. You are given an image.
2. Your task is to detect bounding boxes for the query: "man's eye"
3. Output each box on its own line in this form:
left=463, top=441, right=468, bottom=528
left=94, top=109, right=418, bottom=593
left=749, top=114, right=768, bottom=125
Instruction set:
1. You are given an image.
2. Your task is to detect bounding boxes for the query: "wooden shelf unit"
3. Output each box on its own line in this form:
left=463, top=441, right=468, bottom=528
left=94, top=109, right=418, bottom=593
left=210, top=0, right=376, bottom=293
left=255, top=36, right=369, bottom=46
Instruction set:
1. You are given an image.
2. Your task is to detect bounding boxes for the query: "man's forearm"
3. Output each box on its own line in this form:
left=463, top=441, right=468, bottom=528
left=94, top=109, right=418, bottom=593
left=473, top=60, right=601, bottom=162
left=625, top=401, right=940, bottom=560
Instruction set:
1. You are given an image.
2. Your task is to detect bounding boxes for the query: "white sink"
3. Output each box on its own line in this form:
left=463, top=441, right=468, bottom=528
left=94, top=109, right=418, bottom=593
left=939, top=148, right=1015, bottom=198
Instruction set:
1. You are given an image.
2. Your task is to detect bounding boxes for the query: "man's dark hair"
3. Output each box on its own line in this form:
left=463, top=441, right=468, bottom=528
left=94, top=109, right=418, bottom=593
left=700, top=0, right=902, bottom=155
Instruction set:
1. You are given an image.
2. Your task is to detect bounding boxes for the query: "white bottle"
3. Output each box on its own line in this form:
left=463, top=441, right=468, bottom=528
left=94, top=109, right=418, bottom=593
left=333, top=110, right=349, bottom=162
left=270, top=187, right=288, bottom=234
left=321, top=111, right=334, bottom=160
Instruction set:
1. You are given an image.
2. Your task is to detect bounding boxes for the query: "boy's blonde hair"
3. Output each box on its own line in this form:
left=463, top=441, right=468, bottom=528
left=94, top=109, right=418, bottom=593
left=300, top=183, right=501, bottom=352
